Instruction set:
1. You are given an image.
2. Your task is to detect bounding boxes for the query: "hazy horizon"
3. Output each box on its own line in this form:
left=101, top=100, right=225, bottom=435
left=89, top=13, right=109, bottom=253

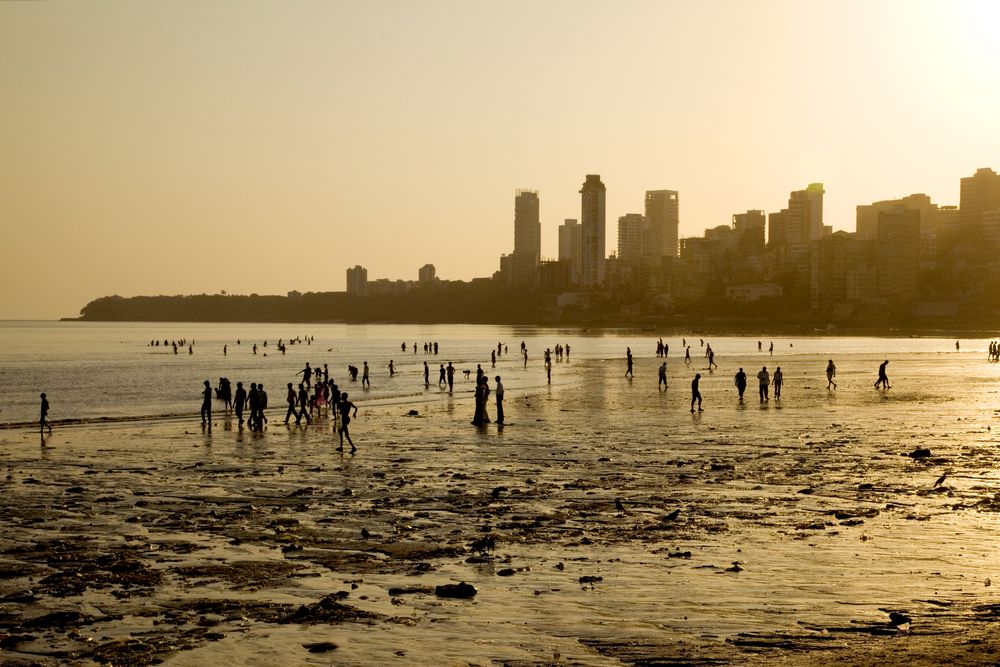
left=2, top=0, right=998, bottom=319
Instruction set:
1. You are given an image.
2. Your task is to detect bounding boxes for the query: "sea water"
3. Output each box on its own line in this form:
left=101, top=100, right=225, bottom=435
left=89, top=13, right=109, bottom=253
left=0, top=320, right=982, bottom=425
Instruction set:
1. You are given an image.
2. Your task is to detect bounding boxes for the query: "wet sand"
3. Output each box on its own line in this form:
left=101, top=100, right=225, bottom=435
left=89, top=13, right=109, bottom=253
left=3, top=353, right=1000, bottom=665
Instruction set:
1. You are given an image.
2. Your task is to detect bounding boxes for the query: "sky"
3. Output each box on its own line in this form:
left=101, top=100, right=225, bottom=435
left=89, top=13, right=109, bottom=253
left=1, top=0, right=999, bottom=319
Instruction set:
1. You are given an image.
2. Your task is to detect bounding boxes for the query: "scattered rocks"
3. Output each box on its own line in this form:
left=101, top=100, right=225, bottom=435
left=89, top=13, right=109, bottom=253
left=434, top=582, right=477, bottom=599
left=908, top=448, right=932, bottom=459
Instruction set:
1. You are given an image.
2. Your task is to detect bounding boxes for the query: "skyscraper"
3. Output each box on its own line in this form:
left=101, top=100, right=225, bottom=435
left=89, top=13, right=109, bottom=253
left=960, top=167, right=1000, bottom=231
left=644, top=190, right=680, bottom=265
left=732, top=209, right=766, bottom=254
left=777, top=183, right=825, bottom=275
left=511, top=189, right=541, bottom=284
left=877, top=206, right=920, bottom=299
left=558, top=219, right=582, bottom=285
left=346, top=265, right=368, bottom=297
left=580, top=175, right=606, bottom=288
left=617, top=214, right=646, bottom=264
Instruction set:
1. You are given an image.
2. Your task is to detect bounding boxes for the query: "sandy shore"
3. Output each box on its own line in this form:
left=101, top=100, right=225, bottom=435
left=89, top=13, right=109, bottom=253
left=2, top=354, right=1000, bottom=665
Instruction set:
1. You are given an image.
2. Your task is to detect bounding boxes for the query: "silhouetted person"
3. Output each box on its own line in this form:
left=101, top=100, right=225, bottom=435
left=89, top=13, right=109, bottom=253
left=495, top=375, right=505, bottom=425
left=389, top=359, right=395, bottom=376
left=757, top=366, right=770, bottom=401
left=826, top=360, right=837, bottom=389
left=773, top=366, right=783, bottom=399
left=257, top=384, right=268, bottom=430
left=875, top=359, right=890, bottom=389
left=39, top=392, right=52, bottom=435
left=734, top=368, right=747, bottom=400
left=769, top=341, right=773, bottom=355
left=337, top=392, right=358, bottom=453
left=447, top=362, right=455, bottom=391
left=247, top=383, right=259, bottom=429
left=200, top=380, right=212, bottom=428
left=659, top=362, right=668, bottom=389
left=233, top=381, right=247, bottom=427
left=299, top=363, right=313, bottom=388
left=423, top=361, right=430, bottom=386
left=685, top=346, right=691, bottom=364
left=296, top=383, right=311, bottom=424
left=362, top=361, right=370, bottom=388
left=690, top=374, right=703, bottom=412
left=491, top=350, right=496, bottom=367
left=625, top=347, right=633, bottom=378
left=708, top=349, right=717, bottom=370
left=284, top=383, right=297, bottom=424
left=438, top=363, right=446, bottom=386
left=223, top=345, right=227, bottom=356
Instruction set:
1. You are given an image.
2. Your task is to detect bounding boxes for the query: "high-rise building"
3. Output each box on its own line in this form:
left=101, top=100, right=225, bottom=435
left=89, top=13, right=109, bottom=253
left=787, top=183, right=825, bottom=273
left=617, top=214, right=646, bottom=264
left=960, top=167, right=1000, bottom=231
left=510, top=189, right=541, bottom=284
left=644, top=190, right=679, bottom=265
left=580, top=175, right=606, bottom=288
left=809, top=231, right=875, bottom=309
left=733, top=210, right=766, bottom=254
left=558, top=219, right=582, bottom=285
left=856, top=193, right=936, bottom=241
left=346, top=265, right=368, bottom=297
left=418, top=264, right=436, bottom=283
left=877, top=206, right=920, bottom=300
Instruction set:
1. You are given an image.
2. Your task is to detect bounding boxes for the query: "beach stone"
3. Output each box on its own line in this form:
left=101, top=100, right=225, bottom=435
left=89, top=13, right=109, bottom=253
left=579, top=575, right=603, bottom=584
left=496, top=568, right=516, bottom=577
left=388, top=585, right=434, bottom=596
left=303, top=641, right=338, bottom=653
left=909, top=448, right=932, bottom=459
left=434, top=582, right=477, bottom=599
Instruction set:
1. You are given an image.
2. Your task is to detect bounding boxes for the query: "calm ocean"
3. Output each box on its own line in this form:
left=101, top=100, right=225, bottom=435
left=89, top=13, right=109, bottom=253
left=0, top=320, right=982, bottom=425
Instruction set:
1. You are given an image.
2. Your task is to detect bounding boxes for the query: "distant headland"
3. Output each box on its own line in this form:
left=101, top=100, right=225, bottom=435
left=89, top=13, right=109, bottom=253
left=73, top=284, right=998, bottom=335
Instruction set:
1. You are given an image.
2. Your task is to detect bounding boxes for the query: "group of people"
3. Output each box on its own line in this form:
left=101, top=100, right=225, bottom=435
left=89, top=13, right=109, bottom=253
left=402, top=341, right=440, bottom=354
left=471, top=367, right=505, bottom=427
left=733, top=366, right=784, bottom=401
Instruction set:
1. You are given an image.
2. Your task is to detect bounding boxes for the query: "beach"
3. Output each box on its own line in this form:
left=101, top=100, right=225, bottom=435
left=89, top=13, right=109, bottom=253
left=3, top=330, right=1000, bottom=665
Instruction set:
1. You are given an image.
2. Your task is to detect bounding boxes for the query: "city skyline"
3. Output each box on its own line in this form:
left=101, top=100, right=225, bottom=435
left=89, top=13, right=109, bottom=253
left=2, top=1, right=999, bottom=319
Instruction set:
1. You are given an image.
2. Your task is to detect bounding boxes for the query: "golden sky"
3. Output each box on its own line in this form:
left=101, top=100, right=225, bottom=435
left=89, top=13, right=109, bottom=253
left=1, top=0, right=998, bottom=319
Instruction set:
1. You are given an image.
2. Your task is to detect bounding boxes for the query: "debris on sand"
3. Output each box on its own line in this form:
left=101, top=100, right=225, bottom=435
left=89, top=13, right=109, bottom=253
left=434, top=582, right=478, bottom=599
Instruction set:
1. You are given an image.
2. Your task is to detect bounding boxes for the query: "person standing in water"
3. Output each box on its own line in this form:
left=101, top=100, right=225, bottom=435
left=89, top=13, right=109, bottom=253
left=826, top=360, right=837, bottom=389
left=757, top=366, right=770, bottom=401
left=284, top=383, right=297, bottom=424
left=200, top=380, right=212, bottom=428
left=362, top=361, right=370, bottom=388
left=685, top=346, right=691, bottom=364
left=336, top=392, right=358, bottom=453
left=438, top=363, right=446, bottom=387
left=773, top=366, right=783, bottom=399
left=625, top=347, right=633, bottom=378
left=233, top=382, right=247, bottom=427
left=39, top=393, right=52, bottom=435
left=734, top=368, right=747, bottom=401
left=690, top=374, right=703, bottom=412
left=658, top=362, right=668, bottom=389
left=875, top=359, right=890, bottom=389
left=447, top=362, right=455, bottom=391
left=494, top=375, right=505, bottom=425
left=423, top=361, right=430, bottom=386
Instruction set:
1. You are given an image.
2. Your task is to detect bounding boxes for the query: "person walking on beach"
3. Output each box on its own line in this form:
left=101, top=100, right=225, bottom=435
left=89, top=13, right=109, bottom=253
left=284, top=383, right=297, bottom=424
left=707, top=348, right=717, bottom=370
left=734, top=368, right=747, bottom=401
left=659, top=362, right=668, bottom=389
left=362, top=361, right=370, bottom=388
left=298, top=363, right=313, bottom=389
left=233, top=381, right=247, bottom=427
left=826, top=360, right=837, bottom=389
left=757, top=366, right=770, bottom=401
left=494, top=375, right=505, bottom=425
left=438, top=363, right=446, bottom=387
left=296, top=383, right=311, bottom=424
left=491, top=350, right=496, bottom=368
left=388, top=359, right=395, bottom=377
left=875, top=359, right=890, bottom=390
left=423, top=361, right=430, bottom=386
left=336, top=392, right=358, bottom=453
left=625, top=347, right=633, bottom=378
left=200, top=380, right=212, bottom=428
left=685, top=346, right=691, bottom=364
left=257, top=384, right=269, bottom=430
left=773, top=366, right=783, bottom=399
left=690, top=373, right=703, bottom=412
left=247, top=383, right=259, bottom=429
left=447, top=362, right=455, bottom=391
left=769, top=341, right=774, bottom=356
left=39, top=393, right=52, bottom=435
